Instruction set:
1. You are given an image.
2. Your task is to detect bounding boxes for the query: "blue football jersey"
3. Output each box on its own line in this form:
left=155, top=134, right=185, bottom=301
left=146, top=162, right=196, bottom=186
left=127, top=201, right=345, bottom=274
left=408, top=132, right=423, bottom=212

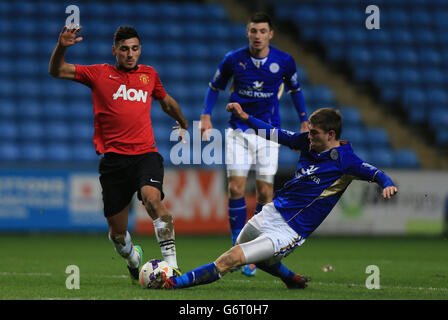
left=210, top=46, right=302, bottom=130
left=246, top=116, right=395, bottom=238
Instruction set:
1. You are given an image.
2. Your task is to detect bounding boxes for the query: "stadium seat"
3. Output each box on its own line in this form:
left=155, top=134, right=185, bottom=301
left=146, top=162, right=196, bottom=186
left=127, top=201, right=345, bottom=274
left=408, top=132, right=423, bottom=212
left=20, top=143, right=45, bottom=162
left=339, top=107, right=363, bottom=127
left=392, top=149, right=419, bottom=168
left=364, top=127, right=390, bottom=148
left=367, top=148, right=394, bottom=168
left=0, top=143, right=19, bottom=161
left=18, top=121, right=44, bottom=142
left=0, top=100, right=16, bottom=119
left=72, top=143, right=98, bottom=162
left=44, top=122, right=70, bottom=141
left=46, top=143, right=71, bottom=162
left=0, top=121, right=18, bottom=141
left=428, top=108, right=448, bottom=129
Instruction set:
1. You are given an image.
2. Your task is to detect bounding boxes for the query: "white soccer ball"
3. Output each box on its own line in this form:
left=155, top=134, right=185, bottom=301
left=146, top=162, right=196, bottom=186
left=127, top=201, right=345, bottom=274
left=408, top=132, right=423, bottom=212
left=139, top=259, right=174, bottom=289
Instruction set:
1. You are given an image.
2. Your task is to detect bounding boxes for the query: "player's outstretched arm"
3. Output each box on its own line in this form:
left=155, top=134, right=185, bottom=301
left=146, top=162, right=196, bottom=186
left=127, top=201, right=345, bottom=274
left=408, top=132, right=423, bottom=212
left=49, top=25, right=83, bottom=80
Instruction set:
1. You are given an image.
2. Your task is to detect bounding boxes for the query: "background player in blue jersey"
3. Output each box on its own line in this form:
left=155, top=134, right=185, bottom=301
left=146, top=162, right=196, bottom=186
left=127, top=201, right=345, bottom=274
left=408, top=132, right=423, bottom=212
left=149, top=104, right=398, bottom=290
left=199, top=12, right=308, bottom=276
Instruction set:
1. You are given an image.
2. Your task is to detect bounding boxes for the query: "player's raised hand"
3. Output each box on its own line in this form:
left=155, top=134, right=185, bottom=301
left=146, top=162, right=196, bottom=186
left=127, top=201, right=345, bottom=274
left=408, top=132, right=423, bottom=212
left=226, top=102, right=249, bottom=121
left=199, top=114, right=213, bottom=141
left=382, top=186, right=398, bottom=199
left=58, top=24, right=83, bottom=47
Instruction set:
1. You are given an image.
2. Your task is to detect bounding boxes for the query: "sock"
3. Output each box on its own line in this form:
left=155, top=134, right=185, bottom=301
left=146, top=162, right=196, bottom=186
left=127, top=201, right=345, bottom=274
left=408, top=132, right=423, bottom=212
left=256, top=261, right=295, bottom=282
left=109, top=231, right=140, bottom=268
left=254, top=202, right=263, bottom=215
left=228, top=197, right=247, bottom=246
left=153, top=215, right=178, bottom=269
left=172, top=262, right=221, bottom=289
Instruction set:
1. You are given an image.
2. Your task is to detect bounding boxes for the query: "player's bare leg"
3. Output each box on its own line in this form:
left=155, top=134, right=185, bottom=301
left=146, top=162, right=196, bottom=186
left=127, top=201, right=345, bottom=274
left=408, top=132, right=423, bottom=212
left=107, top=204, right=143, bottom=282
left=140, top=185, right=179, bottom=270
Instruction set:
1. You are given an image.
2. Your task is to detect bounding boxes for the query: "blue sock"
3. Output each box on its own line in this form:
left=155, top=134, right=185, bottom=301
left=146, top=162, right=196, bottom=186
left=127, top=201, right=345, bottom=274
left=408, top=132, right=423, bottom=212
left=256, top=262, right=295, bottom=281
left=254, top=202, right=263, bottom=215
left=172, top=262, right=221, bottom=289
left=228, top=197, right=247, bottom=245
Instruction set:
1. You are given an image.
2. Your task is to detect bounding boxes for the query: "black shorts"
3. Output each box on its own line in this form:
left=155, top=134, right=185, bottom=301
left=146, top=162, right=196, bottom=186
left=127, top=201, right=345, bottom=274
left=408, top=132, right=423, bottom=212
left=98, top=152, right=165, bottom=218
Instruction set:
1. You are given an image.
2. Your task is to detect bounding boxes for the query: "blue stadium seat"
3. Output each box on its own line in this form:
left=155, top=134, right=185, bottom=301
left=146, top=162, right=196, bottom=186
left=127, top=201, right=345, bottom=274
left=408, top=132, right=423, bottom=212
left=72, top=143, right=98, bottom=162
left=435, top=129, right=448, bottom=145
left=370, top=48, right=395, bottom=65
left=292, top=6, right=318, bottom=24
left=401, top=88, right=426, bottom=107
left=373, top=68, right=397, bottom=85
left=20, top=143, right=45, bottom=162
left=389, top=29, right=413, bottom=46
left=414, top=29, right=436, bottom=46
left=341, top=127, right=364, bottom=149
left=71, top=122, right=94, bottom=142
left=418, top=49, right=441, bottom=67
left=0, top=80, right=15, bottom=98
left=395, top=49, right=418, bottom=66
left=42, top=100, right=68, bottom=121
left=396, top=68, right=420, bottom=86
left=0, top=121, right=17, bottom=141
left=18, top=121, right=44, bottom=142
left=0, top=100, right=16, bottom=119
left=46, top=143, right=71, bottom=162
left=347, top=47, right=371, bottom=65
left=425, top=88, right=448, bottom=106
left=309, top=86, right=335, bottom=105
left=392, top=149, right=419, bottom=168
left=17, top=100, right=42, bottom=120
left=364, top=127, right=390, bottom=148
left=428, top=108, right=448, bottom=129
left=420, top=69, right=445, bottom=86
left=339, top=107, right=363, bottom=127
left=0, top=143, right=19, bottom=161
left=44, top=122, right=70, bottom=141
left=367, top=148, right=394, bottom=168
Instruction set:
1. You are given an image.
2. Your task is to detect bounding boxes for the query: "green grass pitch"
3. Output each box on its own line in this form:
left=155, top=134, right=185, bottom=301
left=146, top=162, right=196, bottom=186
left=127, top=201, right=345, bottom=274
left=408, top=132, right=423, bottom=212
left=0, top=234, right=447, bottom=300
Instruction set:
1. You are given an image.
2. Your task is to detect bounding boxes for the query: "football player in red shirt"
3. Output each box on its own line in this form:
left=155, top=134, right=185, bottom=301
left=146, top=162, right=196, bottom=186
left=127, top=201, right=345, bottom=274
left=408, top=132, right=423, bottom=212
left=49, top=25, right=188, bottom=282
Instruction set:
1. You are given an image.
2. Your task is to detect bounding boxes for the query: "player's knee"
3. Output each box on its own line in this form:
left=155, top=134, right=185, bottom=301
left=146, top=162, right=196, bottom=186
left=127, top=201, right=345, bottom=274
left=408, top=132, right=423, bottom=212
left=141, top=192, right=162, bottom=212
left=228, top=181, right=245, bottom=198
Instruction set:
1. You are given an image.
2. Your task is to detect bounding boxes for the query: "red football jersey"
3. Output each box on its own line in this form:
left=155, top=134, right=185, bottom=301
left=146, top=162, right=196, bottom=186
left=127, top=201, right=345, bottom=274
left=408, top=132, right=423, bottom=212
left=74, top=63, right=167, bottom=155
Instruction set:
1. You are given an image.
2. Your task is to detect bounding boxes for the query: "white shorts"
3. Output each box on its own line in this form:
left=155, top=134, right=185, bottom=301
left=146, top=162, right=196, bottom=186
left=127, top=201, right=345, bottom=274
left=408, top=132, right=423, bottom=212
left=237, top=202, right=305, bottom=264
left=225, top=128, right=279, bottom=183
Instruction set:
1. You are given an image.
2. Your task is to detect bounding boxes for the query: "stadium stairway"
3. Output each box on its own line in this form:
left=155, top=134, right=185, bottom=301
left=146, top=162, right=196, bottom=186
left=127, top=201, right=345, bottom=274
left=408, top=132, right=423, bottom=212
left=216, top=0, right=448, bottom=169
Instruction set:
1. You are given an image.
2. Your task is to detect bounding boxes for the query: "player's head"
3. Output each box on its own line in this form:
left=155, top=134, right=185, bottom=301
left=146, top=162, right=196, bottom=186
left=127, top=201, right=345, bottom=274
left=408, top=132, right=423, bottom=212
left=112, top=26, right=141, bottom=70
left=246, top=12, right=274, bottom=54
left=308, top=108, right=342, bottom=153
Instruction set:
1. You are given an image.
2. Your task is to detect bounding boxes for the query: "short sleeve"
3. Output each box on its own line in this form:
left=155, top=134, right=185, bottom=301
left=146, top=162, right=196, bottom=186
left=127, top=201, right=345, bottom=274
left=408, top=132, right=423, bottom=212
left=74, top=64, right=104, bottom=87
left=152, top=71, right=167, bottom=100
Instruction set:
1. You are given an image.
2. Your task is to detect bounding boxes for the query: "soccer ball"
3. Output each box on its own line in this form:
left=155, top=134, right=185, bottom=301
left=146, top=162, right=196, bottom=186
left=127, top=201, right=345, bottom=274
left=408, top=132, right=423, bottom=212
left=139, top=259, right=174, bottom=289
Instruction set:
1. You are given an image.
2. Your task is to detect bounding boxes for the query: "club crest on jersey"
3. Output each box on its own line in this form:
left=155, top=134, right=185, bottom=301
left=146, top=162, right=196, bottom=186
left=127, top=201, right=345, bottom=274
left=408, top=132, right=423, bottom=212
left=113, top=84, right=148, bottom=102
left=139, top=74, right=150, bottom=84
left=269, top=62, right=279, bottom=73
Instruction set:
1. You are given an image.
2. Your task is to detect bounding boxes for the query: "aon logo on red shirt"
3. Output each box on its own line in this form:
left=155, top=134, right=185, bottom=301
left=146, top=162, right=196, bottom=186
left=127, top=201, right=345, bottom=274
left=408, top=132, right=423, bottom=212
left=113, top=84, right=148, bottom=103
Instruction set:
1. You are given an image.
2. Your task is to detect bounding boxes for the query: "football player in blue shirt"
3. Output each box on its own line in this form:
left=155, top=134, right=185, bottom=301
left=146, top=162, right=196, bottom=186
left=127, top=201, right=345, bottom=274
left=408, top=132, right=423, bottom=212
left=199, top=12, right=308, bottom=277
left=149, top=105, right=398, bottom=290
